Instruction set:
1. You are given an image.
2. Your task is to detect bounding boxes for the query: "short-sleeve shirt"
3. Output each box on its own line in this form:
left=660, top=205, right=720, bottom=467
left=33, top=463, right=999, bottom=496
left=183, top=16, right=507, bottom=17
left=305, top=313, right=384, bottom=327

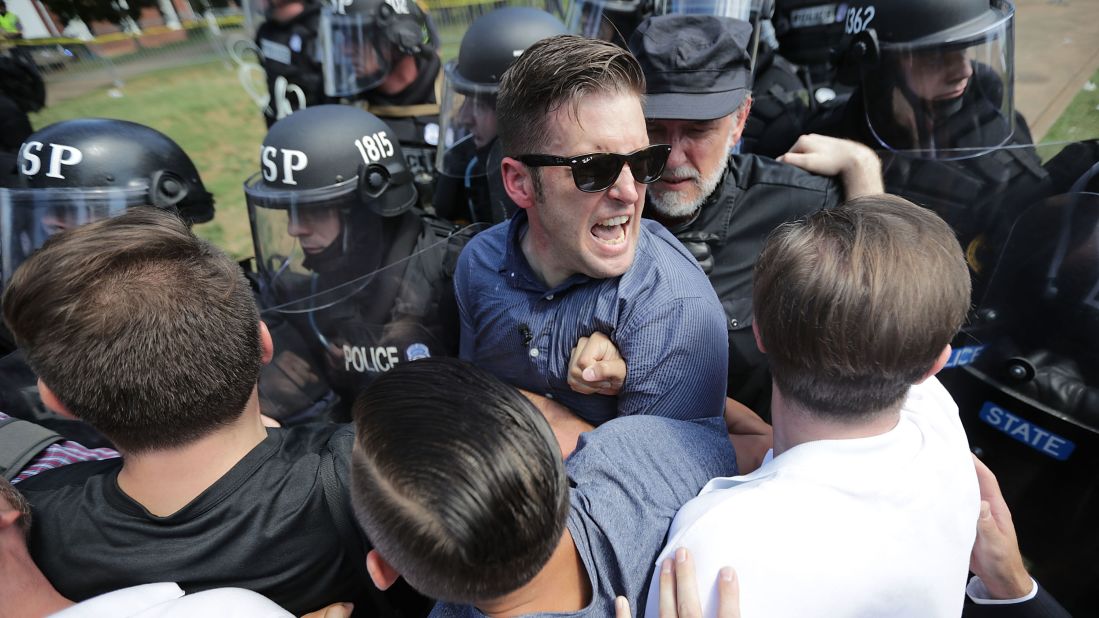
left=456, top=210, right=728, bottom=425
left=430, top=415, right=738, bottom=617
left=17, top=424, right=371, bottom=616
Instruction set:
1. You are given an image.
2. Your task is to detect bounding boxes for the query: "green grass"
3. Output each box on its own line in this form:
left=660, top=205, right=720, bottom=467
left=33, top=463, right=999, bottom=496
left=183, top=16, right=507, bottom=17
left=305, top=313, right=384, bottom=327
left=30, top=60, right=267, bottom=259
left=1042, top=66, right=1099, bottom=145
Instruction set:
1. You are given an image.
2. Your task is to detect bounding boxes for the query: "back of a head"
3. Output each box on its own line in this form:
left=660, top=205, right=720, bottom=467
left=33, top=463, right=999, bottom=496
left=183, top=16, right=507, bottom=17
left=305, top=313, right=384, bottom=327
left=1, top=208, right=262, bottom=453
left=496, top=34, right=645, bottom=157
left=350, top=357, right=569, bottom=604
left=753, top=195, right=971, bottom=418
left=0, top=476, right=31, bottom=540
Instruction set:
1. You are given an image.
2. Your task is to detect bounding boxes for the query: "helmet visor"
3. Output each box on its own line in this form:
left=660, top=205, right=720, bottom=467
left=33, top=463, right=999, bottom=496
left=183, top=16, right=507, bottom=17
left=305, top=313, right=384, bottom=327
left=652, top=0, right=754, bottom=20
left=321, top=9, right=393, bottom=97
left=0, top=186, right=146, bottom=290
left=565, top=0, right=643, bottom=41
left=862, top=9, right=1015, bottom=160
left=245, top=172, right=366, bottom=301
left=436, top=65, right=498, bottom=180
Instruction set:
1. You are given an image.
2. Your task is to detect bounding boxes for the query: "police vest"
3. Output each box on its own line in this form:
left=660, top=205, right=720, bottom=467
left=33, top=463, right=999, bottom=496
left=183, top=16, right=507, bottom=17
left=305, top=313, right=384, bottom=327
left=256, top=6, right=327, bottom=127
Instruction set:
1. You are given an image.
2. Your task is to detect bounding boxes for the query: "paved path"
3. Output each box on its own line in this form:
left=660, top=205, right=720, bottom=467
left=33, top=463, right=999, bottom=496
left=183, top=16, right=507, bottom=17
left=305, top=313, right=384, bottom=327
left=1014, top=0, right=1099, bottom=140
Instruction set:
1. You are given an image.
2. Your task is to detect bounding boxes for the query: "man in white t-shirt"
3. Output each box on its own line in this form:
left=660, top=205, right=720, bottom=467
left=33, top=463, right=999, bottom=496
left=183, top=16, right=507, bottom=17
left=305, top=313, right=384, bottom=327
left=646, top=194, right=980, bottom=617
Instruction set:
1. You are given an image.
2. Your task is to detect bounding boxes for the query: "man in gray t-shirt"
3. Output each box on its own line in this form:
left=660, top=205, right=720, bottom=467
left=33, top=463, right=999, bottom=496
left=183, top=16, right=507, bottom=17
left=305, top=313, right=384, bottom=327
left=348, top=357, right=737, bottom=617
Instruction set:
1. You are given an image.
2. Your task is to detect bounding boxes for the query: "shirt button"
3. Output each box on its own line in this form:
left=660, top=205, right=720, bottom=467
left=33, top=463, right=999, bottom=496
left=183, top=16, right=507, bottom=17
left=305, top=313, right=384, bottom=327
left=545, top=293, right=554, bottom=300
left=529, top=348, right=540, bottom=358
left=545, top=393, right=554, bottom=399
left=730, top=319, right=739, bottom=328
left=510, top=272, right=516, bottom=278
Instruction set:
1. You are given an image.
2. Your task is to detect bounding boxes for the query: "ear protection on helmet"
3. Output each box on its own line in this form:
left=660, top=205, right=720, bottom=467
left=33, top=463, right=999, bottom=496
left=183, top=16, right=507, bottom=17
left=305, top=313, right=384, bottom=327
left=835, top=29, right=880, bottom=86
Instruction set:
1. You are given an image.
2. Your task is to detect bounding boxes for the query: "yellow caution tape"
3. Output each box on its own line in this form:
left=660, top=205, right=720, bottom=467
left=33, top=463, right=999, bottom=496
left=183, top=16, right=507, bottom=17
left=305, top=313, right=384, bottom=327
left=9, top=14, right=244, bottom=46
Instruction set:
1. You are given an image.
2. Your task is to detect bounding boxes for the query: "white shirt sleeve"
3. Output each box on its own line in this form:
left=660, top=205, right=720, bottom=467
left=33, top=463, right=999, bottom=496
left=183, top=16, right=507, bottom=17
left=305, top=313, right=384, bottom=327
left=966, top=575, right=1039, bottom=605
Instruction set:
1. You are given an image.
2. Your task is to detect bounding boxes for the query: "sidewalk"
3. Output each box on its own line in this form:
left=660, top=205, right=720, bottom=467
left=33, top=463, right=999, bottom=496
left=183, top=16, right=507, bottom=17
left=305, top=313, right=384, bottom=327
left=1014, top=0, right=1099, bottom=140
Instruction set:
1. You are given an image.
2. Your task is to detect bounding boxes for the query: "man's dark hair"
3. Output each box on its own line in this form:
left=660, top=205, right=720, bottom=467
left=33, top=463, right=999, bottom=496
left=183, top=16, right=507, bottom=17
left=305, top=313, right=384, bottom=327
left=350, top=357, right=569, bottom=604
left=1, top=207, right=262, bottom=453
left=753, top=194, right=971, bottom=419
left=0, top=477, right=31, bottom=539
left=496, top=34, right=646, bottom=157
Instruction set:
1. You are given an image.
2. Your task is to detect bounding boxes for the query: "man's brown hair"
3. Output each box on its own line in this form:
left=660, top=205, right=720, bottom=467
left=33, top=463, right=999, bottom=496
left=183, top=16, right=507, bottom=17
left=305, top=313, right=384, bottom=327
left=0, top=477, right=31, bottom=539
left=496, top=34, right=646, bottom=157
left=2, top=207, right=262, bottom=453
left=753, top=194, right=971, bottom=419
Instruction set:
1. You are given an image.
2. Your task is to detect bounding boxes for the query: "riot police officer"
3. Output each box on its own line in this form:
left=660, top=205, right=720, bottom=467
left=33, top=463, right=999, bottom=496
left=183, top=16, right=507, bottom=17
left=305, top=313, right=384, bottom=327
left=809, top=0, right=1091, bottom=274
left=254, top=0, right=328, bottom=127
left=0, top=118, right=214, bottom=443
left=433, top=6, right=567, bottom=224
left=244, top=104, right=468, bottom=423
left=320, top=0, right=443, bottom=207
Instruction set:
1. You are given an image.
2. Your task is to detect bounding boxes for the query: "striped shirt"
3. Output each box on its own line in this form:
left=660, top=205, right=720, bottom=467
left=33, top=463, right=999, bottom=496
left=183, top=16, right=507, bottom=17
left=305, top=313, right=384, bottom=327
left=456, top=210, right=728, bottom=425
left=1, top=412, right=119, bottom=484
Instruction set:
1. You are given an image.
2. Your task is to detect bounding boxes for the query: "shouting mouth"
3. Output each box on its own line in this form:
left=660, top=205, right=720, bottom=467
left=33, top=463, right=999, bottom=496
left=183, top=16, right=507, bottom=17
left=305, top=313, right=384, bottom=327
left=591, top=215, right=629, bottom=246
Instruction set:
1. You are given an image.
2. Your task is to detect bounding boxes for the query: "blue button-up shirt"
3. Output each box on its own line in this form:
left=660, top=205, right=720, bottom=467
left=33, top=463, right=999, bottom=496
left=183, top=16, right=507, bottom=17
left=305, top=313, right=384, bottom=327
left=456, top=210, right=728, bottom=425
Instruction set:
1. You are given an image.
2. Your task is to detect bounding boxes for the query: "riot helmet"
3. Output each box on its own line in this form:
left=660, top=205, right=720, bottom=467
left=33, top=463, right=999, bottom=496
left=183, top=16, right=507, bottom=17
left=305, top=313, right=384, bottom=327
left=0, top=118, right=214, bottom=291
left=245, top=104, right=417, bottom=305
left=565, top=0, right=650, bottom=45
left=320, top=0, right=439, bottom=98
left=773, top=0, right=846, bottom=67
left=838, top=0, right=1017, bottom=159
left=436, top=7, right=567, bottom=183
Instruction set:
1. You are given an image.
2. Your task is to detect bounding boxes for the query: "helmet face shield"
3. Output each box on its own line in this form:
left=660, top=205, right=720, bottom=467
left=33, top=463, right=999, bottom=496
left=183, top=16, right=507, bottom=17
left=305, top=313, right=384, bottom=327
left=321, top=9, right=394, bottom=97
left=653, top=0, right=754, bottom=19
left=436, top=65, right=498, bottom=181
left=565, top=0, right=644, bottom=41
left=246, top=173, right=360, bottom=296
left=0, top=186, right=144, bottom=290
left=860, top=2, right=1015, bottom=160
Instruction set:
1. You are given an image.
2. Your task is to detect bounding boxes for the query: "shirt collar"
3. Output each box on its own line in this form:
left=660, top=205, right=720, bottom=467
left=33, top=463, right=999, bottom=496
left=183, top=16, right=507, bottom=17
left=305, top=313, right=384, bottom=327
left=501, top=209, right=592, bottom=295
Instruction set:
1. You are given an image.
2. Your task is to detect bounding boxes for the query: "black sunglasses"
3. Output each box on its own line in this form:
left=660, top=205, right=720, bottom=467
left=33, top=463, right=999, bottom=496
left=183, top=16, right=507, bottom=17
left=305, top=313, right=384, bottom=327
left=515, top=144, right=672, bottom=193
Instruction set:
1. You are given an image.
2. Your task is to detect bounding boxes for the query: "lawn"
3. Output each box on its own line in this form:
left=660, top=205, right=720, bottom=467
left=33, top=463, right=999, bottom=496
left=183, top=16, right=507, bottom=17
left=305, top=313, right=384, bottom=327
left=30, top=60, right=268, bottom=259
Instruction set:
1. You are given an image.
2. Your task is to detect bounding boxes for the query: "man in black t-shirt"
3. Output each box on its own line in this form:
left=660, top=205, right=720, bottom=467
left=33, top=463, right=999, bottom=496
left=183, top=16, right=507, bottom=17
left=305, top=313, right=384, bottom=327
left=4, top=209, right=424, bottom=616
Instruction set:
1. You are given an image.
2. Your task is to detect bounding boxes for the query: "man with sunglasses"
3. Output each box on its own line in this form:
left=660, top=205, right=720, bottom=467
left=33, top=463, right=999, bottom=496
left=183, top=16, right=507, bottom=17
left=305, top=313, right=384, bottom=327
left=629, top=15, right=884, bottom=419
left=454, top=34, right=728, bottom=426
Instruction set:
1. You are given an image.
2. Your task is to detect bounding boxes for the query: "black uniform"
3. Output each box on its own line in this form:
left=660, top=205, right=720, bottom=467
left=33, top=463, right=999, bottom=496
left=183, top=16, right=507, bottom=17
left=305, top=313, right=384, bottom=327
left=648, top=154, right=840, bottom=417
left=741, top=43, right=812, bottom=158
left=434, top=137, right=517, bottom=224
left=256, top=3, right=327, bottom=128
left=358, top=53, right=443, bottom=208
left=811, top=79, right=1099, bottom=287
left=258, top=211, right=466, bottom=423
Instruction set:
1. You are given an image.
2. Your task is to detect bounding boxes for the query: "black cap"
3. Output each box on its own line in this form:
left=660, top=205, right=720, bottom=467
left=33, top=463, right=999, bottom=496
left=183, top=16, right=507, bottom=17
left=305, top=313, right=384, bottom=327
left=629, top=15, right=753, bottom=121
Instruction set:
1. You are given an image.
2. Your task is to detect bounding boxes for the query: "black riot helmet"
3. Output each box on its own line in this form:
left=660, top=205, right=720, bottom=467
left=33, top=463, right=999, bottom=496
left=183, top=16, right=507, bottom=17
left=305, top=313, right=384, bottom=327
left=320, top=0, right=439, bottom=97
left=436, top=7, right=567, bottom=181
left=448, top=7, right=568, bottom=94
left=565, top=0, right=651, bottom=46
left=0, top=118, right=214, bottom=291
left=837, top=0, right=1017, bottom=159
left=245, top=105, right=416, bottom=284
left=773, top=0, right=846, bottom=67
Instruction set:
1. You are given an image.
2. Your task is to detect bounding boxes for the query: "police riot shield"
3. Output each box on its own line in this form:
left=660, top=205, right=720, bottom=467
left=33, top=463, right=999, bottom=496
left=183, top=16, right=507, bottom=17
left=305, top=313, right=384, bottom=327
left=252, top=220, right=482, bottom=423
left=937, top=189, right=1099, bottom=615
